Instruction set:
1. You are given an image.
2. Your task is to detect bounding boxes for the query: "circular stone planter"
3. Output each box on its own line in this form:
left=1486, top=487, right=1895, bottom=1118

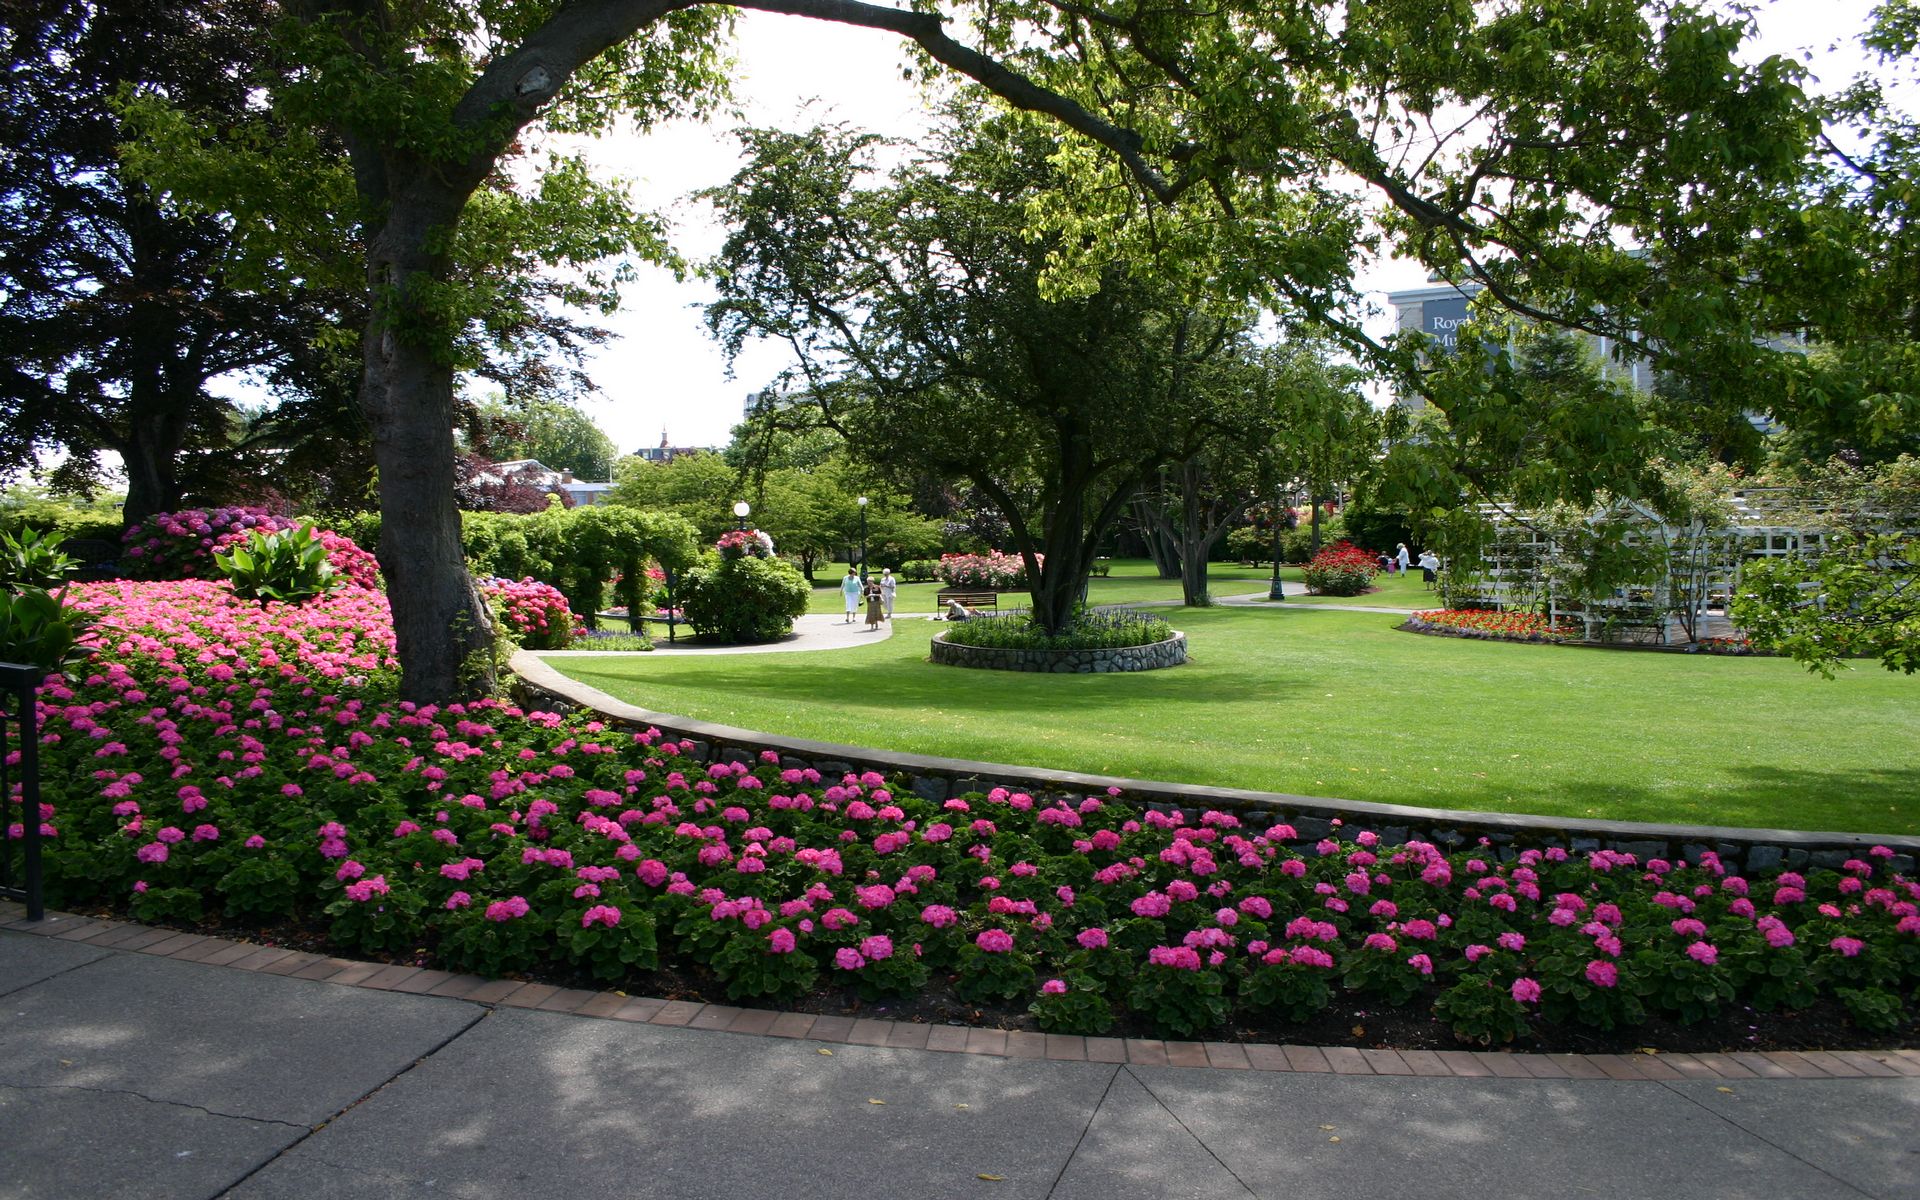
left=930, top=630, right=1187, bottom=673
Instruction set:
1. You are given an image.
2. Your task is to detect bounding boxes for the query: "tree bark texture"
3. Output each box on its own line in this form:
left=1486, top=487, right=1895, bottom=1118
left=360, top=206, right=494, bottom=703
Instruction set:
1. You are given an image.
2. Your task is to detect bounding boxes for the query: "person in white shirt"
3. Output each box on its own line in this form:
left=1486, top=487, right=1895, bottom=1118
left=840, top=569, right=861, bottom=623
left=880, top=568, right=897, bottom=619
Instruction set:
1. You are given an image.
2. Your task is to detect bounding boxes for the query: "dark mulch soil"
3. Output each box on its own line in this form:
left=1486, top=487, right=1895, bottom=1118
left=73, top=902, right=1919, bottom=1056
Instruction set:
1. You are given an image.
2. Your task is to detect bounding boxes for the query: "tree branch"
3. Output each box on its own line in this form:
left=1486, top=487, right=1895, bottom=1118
left=710, top=0, right=1195, bottom=202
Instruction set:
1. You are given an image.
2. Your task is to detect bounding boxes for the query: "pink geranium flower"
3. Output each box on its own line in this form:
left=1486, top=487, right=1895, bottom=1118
left=975, top=929, right=1014, bottom=953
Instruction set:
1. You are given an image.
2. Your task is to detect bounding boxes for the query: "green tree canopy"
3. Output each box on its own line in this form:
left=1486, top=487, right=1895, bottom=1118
left=706, top=114, right=1271, bottom=631
left=608, top=451, right=744, bottom=543
left=112, top=0, right=1865, bottom=698
left=465, top=395, right=619, bottom=481
left=0, top=0, right=366, bottom=524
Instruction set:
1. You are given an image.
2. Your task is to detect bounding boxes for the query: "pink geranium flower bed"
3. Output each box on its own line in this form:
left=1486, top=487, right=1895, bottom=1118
left=13, top=582, right=1919, bottom=1043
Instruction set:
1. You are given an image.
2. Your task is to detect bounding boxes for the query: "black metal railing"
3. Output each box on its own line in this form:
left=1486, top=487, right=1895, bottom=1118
left=0, top=661, right=44, bottom=921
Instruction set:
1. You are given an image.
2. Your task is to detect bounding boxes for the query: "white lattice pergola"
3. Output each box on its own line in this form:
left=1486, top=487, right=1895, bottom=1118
left=1442, top=490, right=1835, bottom=645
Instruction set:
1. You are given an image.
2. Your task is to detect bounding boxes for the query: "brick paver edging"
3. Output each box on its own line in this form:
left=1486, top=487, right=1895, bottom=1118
left=7, top=904, right=1914, bottom=1082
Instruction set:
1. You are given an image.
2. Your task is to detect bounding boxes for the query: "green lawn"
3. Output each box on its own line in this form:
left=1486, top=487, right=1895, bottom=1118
left=546, top=605, right=1920, bottom=836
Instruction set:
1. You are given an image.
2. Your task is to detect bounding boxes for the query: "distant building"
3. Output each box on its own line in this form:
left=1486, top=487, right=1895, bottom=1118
left=483, top=458, right=614, bottom=506
left=631, top=429, right=711, bottom=464
left=1385, top=281, right=1653, bottom=411
left=743, top=387, right=812, bottom=420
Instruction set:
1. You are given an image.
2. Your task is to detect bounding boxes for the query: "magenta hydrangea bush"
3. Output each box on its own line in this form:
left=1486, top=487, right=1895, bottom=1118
left=121, top=507, right=380, bottom=589
left=14, top=580, right=1920, bottom=1042
left=935, top=552, right=1036, bottom=591
left=715, top=529, right=775, bottom=561
left=479, top=576, right=581, bottom=650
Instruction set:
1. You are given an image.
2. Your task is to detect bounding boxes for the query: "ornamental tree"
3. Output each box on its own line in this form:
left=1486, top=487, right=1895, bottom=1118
left=706, top=114, right=1267, bottom=632
left=1132, top=341, right=1375, bottom=606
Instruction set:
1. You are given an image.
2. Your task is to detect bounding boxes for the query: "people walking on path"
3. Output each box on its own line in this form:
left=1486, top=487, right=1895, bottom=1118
left=841, top=569, right=861, bottom=623
left=880, top=568, right=897, bottom=619
left=864, top=576, right=885, bottom=630
left=1417, top=549, right=1440, bottom=587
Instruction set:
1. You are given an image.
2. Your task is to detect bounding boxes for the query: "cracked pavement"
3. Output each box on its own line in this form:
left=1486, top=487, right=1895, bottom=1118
left=2, top=930, right=1916, bottom=1200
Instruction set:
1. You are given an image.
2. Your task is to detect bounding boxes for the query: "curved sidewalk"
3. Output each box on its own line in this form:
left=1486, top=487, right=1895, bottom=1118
left=561, top=611, right=906, bottom=656
left=3, top=908, right=1915, bottom=1200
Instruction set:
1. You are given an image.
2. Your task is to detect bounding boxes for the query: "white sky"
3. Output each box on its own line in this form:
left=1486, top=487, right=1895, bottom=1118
left=550, top=0, right=1901, bottom=463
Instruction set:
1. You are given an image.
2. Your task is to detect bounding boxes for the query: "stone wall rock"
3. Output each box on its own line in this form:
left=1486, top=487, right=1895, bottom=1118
left=929, top=631, right=1188, bottom=673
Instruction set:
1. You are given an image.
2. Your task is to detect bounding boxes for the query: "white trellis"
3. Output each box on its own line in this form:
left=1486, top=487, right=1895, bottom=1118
left=1441, top=490, right=1840, bottom=645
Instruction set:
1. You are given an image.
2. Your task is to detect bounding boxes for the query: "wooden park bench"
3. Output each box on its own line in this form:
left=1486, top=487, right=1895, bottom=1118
left=934, top=588, right=998, bottom=618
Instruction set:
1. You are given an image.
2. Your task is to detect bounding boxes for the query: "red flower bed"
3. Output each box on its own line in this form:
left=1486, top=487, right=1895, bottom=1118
left=1408, top=609, right=1576, bottom=644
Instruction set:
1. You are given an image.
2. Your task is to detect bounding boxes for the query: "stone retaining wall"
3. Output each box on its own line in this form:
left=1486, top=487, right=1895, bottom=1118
left=512, top=651, right=1920, bottom=876
left=929, top=630, right=1187, bottom=673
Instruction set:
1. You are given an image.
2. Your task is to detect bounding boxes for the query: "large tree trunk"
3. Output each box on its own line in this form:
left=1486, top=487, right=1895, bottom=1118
left=1028, top=498, right=1093, bottom=634
left=118, top=206, right=192, bottom=529
left=1008, top=422, right=1144, bottom=635
left=118, top=410, right=185, bottom=528
left=362, top=212, right=495, bottom=703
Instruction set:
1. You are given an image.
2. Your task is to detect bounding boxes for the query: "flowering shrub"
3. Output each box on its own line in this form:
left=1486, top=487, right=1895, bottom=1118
left=122, top=508, right=380, bottom=590
left=1407, top=609, right=1576, bottom=644
left=480, top=577, right=581, bottom=650
left=17, top=579, right=1919, bottom=1046
left=677, top=551, right=810, bottom=644
left=1300, top=541, right=1380, bottom=596
left=715, top=529, right=776, bottom=561
left=936, top=552, right=1036, bottom=591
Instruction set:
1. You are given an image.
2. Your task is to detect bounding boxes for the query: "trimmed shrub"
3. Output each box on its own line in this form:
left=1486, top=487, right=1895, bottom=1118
left=678, top=551, right=811, bottom=643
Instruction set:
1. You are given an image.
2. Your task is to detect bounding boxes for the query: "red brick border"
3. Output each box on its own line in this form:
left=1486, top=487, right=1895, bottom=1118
left=5, top=903, right=1915, bottom=1082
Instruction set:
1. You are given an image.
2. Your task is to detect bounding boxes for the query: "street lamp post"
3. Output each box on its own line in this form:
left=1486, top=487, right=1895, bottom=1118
left=1268, top=491, right=1287, bottom=602
left=856, top=495, right=870, bottom=584
left=733, top=500, right=750, bottom=532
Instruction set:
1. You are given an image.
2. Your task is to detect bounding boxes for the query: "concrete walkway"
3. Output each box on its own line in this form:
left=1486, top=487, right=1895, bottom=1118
left=4, top=914, right=1916, bottom=1200
left=553, top=611, right=910, bottom=657
left=1217, top=587, right=1424, bottom=614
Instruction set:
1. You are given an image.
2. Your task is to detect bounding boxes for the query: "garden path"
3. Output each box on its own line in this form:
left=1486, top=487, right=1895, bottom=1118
left=555, top=611, right=910, bottom=656
left=1217, top=589, right=1424, bottom=613
left=3, top=917, right=1914, bottom=1200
